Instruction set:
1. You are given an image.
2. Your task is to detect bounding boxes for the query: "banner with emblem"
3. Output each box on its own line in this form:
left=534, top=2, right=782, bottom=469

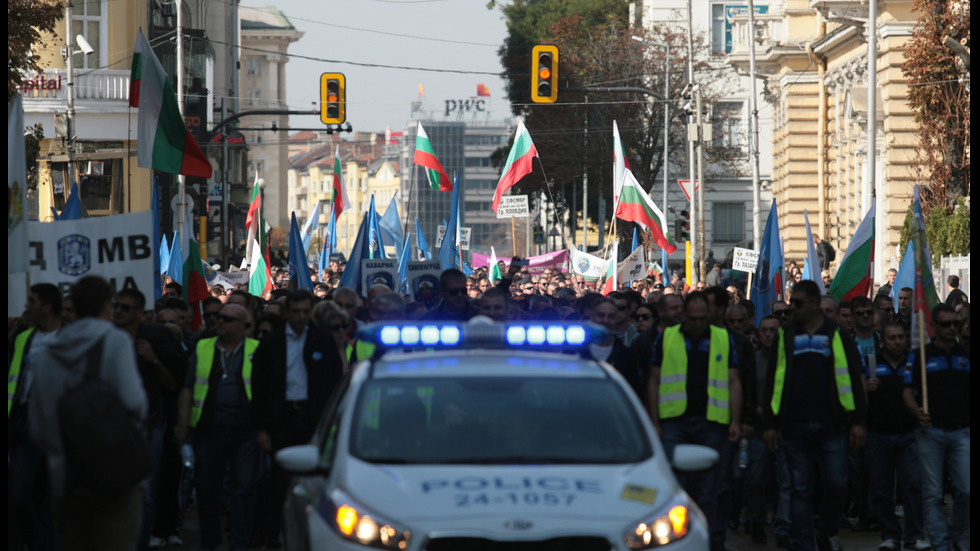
left=361, top=258, right=398, bottom=293
left=27, top=211, right=155, bottom=297
left=407, top=260, right=442, bottom=308
left=568, top=248, right=607, bottom=282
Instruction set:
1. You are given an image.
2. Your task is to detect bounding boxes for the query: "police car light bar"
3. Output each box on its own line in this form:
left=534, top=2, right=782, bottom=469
left=358, top=317, right=607, bottom=352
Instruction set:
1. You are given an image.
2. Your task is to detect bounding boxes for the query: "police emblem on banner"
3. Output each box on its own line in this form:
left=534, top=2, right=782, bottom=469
left=577, top=257, right=591, bottom=273
left=58, top=234, right=91, bottom=276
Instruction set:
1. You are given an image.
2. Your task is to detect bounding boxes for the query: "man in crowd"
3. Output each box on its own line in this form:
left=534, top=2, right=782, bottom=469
left=252, top=289, right=344, bottom=547
left=944, top=275, right=967, bottom=309
left=876, top=269, right=898, bottom=299
left=175, top=303, right=259, bottom=551
left=895, top=287, right=913, bottom=326
left=420, top=269, right=478, bottom=321
left=763, top=280, right=867, bottom=551
left=903, top=304, right=970, bottom=551
left=30, top=276, right=148, bottom=551
left=9, top=283, right=63, bottom=550
left=649, top=292, right=742, bottom=551
left=866, top=323, right=928, bottom=551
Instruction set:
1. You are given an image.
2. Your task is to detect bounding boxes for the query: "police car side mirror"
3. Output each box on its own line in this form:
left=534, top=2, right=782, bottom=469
left=276, top=444, right=324, bottom=474
left=671, top=444, right=719, bottom=473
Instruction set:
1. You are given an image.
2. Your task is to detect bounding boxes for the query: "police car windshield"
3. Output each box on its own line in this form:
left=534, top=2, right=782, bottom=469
left=349, top=377, right=653, bottom=465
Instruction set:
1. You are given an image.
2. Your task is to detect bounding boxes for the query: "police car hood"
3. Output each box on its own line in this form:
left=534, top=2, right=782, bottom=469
left=340, top=455, right=678, bottom=522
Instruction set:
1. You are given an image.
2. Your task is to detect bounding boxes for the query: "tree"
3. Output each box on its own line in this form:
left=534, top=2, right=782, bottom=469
left=8, top=0, right=64, bottom=102
left=490, top=0, right=740, bottom=245
left=899, top=197, right=970, bottom=265
left=901, top=0, right=970, bottom=213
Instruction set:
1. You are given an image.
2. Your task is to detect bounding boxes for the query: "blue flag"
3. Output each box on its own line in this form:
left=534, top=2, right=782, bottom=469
left=367, top=195, right=386, bottom=260
left=289, top=212, right=313, bottom=290
left=152, top=178, right=162, bottom=299
left=301, top=201, right=320, bottom=254
left=160, top=235, right=171, bottom=275
left=167, top=231, right=183, bottom=285
left=52, top=183, right=84, bottom=220
left=379, top=195, right=404, bottom=258
left=339, top=215, right=370, bottom=292
left=802, top=209, right=826, bottom=294
left=437, top=174, right=461, bottom=270
left=891, top=241, right=915, bottom=312
left=396, top=232, right=412, bottom=293
left=415, top=217, right=432, bottom=260
left=753, top=200, right=784, bottom=325
left=319, top=210, right=336, bottom=278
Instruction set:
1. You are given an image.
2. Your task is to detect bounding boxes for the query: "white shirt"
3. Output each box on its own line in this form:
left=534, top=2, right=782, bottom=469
left=285, top=324, right=309, bottom=401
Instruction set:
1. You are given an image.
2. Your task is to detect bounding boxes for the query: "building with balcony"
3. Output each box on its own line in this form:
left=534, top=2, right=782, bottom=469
left=725, top=0, right=921, bottom=275
left=631, top=0, right=775, bottom=268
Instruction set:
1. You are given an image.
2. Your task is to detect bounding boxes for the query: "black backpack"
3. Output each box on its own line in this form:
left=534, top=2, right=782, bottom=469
left=58, top=336, right=152, bottom=497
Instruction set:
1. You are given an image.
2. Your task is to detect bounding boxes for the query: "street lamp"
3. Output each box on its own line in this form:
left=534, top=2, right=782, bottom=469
left=631, top=35, right=671, bottom=270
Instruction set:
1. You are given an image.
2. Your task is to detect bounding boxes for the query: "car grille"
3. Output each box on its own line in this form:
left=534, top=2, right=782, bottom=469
left=425, top=536, right=611, bottom=551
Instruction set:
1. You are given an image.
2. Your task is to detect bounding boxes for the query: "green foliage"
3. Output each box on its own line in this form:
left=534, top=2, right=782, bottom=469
left=899, top=198, right=971, bottom=264
left=8, top=0, right=64, bottom=102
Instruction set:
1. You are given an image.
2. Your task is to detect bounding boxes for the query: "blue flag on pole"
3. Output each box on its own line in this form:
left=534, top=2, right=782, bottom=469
left=160, top=235, right=171, bottom=275
left=167, top=231, right=183, bottom=285
left=366, top=195, right=386, bottom=259
left=753, top=200, right=784, bottom=325
left=379, top=196, right=404, bottom=258
left=802, top=209, right=826, bottom=294
left=52, top=183, right=84, bottom=220
left=892, top=241, right=915, bottom=312
left=301, top=201, right=320, bottom=255
left=319, top=210, right=336, bottom=277
left=289, top=212, right=313, bottom=290
left=396, top=232, right=412, bottom=293
left=415, top=217, right=432, bottom=260
left=437, top=174, right=461, bottom=270
left=339, top=215, right=370, bottom=292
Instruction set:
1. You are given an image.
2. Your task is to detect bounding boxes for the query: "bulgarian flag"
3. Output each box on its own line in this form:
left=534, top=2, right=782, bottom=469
left=911, top=186, right=940, bottom=337
left=414, top=123, right=452, bottom=191
left=613, top=121, right=628, bottom=204
left=615, top=169, right=677, bottom=254
left=130, top=30, right=212, bottom=178
left=243, top=177, right=273, bottom=298
left=492, top=120, right=537, bottom=212
left=601, top=242, right=619, bottom=295
left=181, top=231, right=210, bottom=331
left=828, top=199, right=875, bottom=301
left=332, top=145, right=350, bottom=219
left=488, top=247, right=502, bottom=284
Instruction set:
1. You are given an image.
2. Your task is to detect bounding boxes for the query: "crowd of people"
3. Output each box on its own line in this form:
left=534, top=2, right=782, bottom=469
left=7, top=254, right=970, bottom=551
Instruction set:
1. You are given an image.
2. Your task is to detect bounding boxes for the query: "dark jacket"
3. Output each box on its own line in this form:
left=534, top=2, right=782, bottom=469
left=762, top=315, right=867, bottom=431
left=252, top=323, right=344, bottom=438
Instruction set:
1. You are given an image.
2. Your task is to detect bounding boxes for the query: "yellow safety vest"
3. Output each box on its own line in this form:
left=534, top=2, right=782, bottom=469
left=7, top=328, right=37, bottom=417
left=771, top=327, right=855, bottom=416
left=658, top=325, right=732, bottom=424
left=348, top=339, right=376, bottom=363
left=189, top=337, right=259, bottom=427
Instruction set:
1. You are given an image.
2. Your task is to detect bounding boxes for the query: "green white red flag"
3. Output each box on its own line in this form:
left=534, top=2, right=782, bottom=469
left=492, top=120, right=537, bottom=212
left=413, top=123, right=452, bottom=191
left=332, top=145, right=350, bottom=218
left=911, top=186, right=940, bottom=337
left=615, top=169, right=677, bottom=254
left=828, top=199, right=875, bottom=301
left=613, top=121, right=628, bottom=204
left=489, top=247, right=502, bottom=284
left=243, top=176, right=272, bottom=298
left=130, top=30, right=212, bottom=178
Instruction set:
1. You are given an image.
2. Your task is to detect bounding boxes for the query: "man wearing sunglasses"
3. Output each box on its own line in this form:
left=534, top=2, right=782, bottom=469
left=176, top=303, right=260, bottom=551
left=420, top=269, right=479, bottom=321
left=903, top=303, right=970, bottom=551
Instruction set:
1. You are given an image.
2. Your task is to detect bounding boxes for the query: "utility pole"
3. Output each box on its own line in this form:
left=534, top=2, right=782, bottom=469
left=747, top=0, right=762, bottom=250
left=64, top=2, right=78, bottom=195
left=695, top=86, right=707, bottom=282
left=686, top=0, right=699, bottom=283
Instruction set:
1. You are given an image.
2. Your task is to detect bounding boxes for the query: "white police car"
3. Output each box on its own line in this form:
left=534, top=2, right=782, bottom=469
left=276, top=318, right=718, bottom=551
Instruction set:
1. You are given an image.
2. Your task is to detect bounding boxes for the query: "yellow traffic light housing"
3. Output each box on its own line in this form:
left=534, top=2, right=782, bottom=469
left=320, top=73, right=346, bottom=125
left=530, top=45, right=559, bottom=103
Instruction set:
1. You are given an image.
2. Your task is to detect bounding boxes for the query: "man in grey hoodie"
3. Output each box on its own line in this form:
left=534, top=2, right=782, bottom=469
left=29, top=275, right=148, bottom=551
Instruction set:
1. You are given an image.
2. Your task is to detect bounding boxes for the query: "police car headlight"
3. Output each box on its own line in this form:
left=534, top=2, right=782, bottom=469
left=331, top=489, right=411, bottom=549
left=623, top=496, right=692, bottom=548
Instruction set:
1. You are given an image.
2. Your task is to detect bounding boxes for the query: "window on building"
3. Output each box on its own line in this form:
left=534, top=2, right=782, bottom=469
left=250, top=90, right=262, bottom=107
left=713, top=101, right=747, bottom=151
left=72, top=0, right=106, bottom=69
left=712, top=202, right=745, bottom=243
left=247, top=58, right=261, bottom=76
left=711, top=4, right=727, bottom=56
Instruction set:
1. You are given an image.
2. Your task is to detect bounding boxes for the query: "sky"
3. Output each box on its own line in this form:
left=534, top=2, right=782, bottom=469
left=253, top=0, right=515, bottom=135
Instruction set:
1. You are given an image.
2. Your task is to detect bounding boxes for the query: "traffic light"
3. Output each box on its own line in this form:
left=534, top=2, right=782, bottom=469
left=675, top=210, right=690, bottom=242
left=530, top=44, right=559, bottom=103
left=320, top=73, right=346, bottom=125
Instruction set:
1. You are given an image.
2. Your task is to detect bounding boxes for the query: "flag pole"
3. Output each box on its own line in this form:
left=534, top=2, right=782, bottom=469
left=919, top=315, right=928, bottom=414
left=511, top=215, right=517, bottom=257
left=534, top=158, right=569, bottom=252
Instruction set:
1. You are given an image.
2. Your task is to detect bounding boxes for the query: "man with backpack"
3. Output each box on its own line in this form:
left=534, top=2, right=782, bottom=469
left=28, top=275, right=149, bottom=551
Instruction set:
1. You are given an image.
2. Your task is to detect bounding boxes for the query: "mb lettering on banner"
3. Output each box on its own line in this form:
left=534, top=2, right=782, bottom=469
left=732, top=247, right=760, bottom=272
left=27, top=211, right=155, bottom=296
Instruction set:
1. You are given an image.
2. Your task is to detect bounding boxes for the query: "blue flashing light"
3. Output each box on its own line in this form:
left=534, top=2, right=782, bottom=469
left=526, top=325, right=547, bottom=345
left=419, top=326, right=441, bottom=345
left=400, top=326, right=420, bottom=346
left=379, top=325, right=401, bottom=346
left=440, top=326, right=461, bottom=345
left=565, top=325, right=587, bottom=345
left=546, top=326, right=566, bottom=345
left=506, top=326, right=527, bottom=346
